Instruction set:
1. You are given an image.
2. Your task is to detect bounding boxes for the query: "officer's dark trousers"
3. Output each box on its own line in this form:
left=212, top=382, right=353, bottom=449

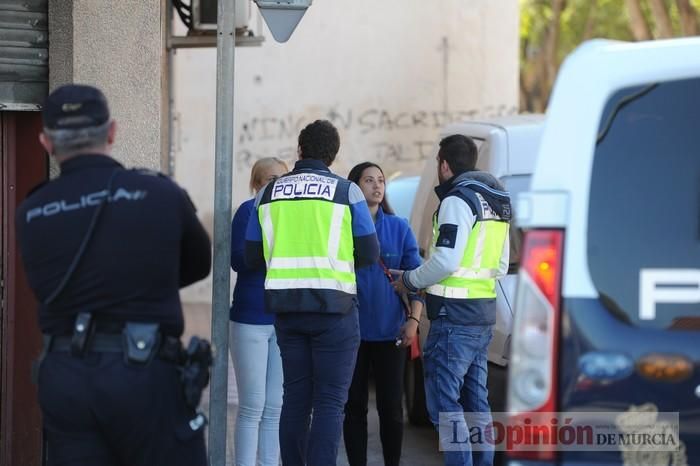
left=274, top=309, right=360, bottom=466
left=343, top=341, right=406, bottom=466
left=38, top=351, right=207, bottom=466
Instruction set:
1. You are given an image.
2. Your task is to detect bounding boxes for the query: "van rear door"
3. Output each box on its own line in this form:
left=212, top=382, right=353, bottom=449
left=560, top=76, right=700, bottom=464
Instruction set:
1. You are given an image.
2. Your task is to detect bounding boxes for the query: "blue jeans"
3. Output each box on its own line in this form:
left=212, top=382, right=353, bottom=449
left=274, top=310, right=360, bottom=466
left=229, top=322, right=283, bottom=466
left=423, top=318, right=494, bottom=466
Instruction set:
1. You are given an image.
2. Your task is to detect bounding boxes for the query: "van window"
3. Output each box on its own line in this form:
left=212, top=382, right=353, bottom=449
left=588, top=77, right=700, bottom=330
left=475, top=138, right=490, bottom=171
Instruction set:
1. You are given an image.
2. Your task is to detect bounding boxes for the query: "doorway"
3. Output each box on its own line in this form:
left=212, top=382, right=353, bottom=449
left=0, top=111, right=48, bottom=466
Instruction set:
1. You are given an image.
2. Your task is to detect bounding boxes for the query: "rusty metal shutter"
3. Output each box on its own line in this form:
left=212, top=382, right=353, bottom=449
left=0, top=0, right=48, bottom=111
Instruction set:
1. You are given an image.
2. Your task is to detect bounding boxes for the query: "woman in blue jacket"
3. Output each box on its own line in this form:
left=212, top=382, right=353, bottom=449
left=230, top=157, right=288, bottom=466
left=343, top=162, right=424, bottom=466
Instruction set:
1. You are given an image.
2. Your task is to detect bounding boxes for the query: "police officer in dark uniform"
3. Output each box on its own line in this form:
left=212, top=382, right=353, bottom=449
left=15, top=84, right=212, bottom=466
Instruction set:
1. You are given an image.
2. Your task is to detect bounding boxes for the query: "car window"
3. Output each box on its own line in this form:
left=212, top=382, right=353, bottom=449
left=501, top=174, right=530, bottom=197
left=501, top=175, right=531, bottom=270
left=386, top=176, right=420, bottom=220
left=588, top=77, right=700, bottom=330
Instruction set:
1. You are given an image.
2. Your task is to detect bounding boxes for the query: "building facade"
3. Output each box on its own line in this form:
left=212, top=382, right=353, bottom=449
left=0, top=1, right=519, bottom=463
left=1, top=2, right=166, bottom=464
left=173, top=0, right=520, bottom=303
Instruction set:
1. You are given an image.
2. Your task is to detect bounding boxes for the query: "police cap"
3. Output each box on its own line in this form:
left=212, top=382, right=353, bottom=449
left=42, top=84, right=110, bottom=130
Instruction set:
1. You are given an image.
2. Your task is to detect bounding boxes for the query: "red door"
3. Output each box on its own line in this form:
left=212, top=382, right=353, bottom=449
left=1, top=111, right=47, bottom=466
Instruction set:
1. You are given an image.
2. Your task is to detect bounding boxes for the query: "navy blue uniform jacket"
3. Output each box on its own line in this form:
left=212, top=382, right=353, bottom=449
left=15, top=154, right=212, bottom=337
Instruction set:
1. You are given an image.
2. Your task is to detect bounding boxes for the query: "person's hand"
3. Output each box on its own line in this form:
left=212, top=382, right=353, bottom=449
left=389, top=269, right=410, bottom=294
left=399, top=318, right=419, bottom=347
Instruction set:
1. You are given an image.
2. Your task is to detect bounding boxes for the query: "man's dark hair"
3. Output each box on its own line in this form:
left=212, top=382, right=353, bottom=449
left=298, top=120, right=340, bottom=166
left=438, top=134, right=478, bottom=176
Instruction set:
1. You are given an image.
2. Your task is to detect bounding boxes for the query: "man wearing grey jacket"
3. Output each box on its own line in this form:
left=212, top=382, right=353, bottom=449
left=393, top=134, right=511, bottom=466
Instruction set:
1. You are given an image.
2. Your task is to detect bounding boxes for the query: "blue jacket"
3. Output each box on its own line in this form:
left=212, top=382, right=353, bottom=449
left=357, top=207, right=423, bottom=341
left=229, top=198, right=271, bottom=325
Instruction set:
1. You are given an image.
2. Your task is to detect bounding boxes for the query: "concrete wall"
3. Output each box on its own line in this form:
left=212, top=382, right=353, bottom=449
left=49, top=0, right=166, bottom=170
left=174, top=0, right=520, bottom=303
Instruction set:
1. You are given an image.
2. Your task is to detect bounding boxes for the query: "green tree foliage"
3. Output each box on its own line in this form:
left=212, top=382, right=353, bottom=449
left=520, top=0, right=700, bottom=111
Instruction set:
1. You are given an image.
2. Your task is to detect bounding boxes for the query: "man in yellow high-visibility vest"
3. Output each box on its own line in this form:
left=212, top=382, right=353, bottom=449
left=393, top=134, right=511, bottom=466
left=245, top=120, right=379, bottom=466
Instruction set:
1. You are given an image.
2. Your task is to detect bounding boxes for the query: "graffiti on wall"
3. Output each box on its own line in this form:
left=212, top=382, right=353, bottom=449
left=235, top=104, right=518, bottom=171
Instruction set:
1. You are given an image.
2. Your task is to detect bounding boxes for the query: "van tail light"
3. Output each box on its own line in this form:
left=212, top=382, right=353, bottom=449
left=506, top=229, right=564, bottom=461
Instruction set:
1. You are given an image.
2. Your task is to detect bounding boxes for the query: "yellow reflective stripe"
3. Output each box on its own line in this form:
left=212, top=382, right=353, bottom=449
left=441, top=276, right=496, bottom=291
left=337, top=207, right=354, bottom=262
left=327, top=203, right=346, bottom=260
left=260, top=204, right=275, bottom=264
left=480, top=222, right=509, bottom=268
left=453, top=268, right=499, bottom=279
left=269, top=256, right=354, bottom=274
left=469, top=221, right=488, bottom=268
left=265, top=278, right=356, bottom=294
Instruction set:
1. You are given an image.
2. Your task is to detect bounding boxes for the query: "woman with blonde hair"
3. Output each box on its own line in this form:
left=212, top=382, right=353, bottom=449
left=229, top=157, right=288, bottom=466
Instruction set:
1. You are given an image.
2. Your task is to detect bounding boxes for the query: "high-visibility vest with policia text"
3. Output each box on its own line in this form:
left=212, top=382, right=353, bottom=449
left=426, top=181, right=510, bottom=301
left=257, top=169, right=357, bottom=304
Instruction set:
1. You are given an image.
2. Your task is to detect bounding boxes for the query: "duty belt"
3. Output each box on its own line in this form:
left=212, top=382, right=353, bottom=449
left=45, top=331, right=184, bottom=364
left=35, top=317, right=213, bottom=411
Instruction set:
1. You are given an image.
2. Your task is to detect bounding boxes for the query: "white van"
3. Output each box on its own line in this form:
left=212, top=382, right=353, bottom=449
left=506, top=38, right=700, bottom=465
left=404, top=114, right=544, bottom=424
